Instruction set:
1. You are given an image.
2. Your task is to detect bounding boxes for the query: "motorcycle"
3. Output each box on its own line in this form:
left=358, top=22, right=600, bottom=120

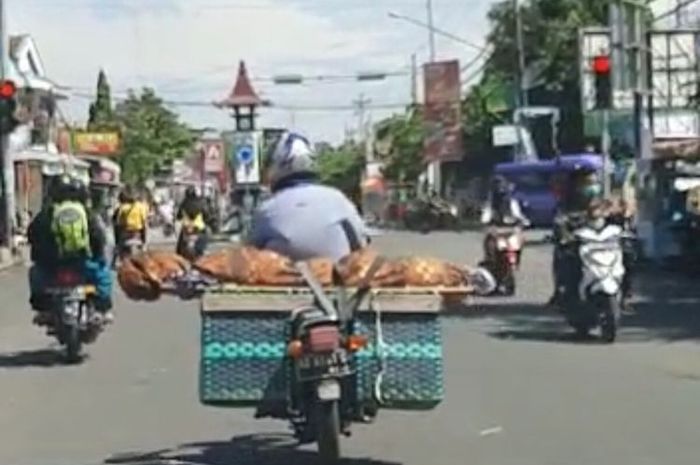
left=179, top=225, right=205, bottom=261
left=560, top=220, right=626, bottom=342
left=403, top=198, right=460, bottom=233
left=162, top=221, right=175, bottom=238
left=44, top=267, right=104, bottom=363
left=120, top=231, right=145, bottom=260
left=482, top=225, right=523, bottom=295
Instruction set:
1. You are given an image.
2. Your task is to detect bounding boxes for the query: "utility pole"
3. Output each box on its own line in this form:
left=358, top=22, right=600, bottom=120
left=514, top=0, right=528, bottom=107
left=411, top=53, right=417, bottom=105
left=353, top=93, right=371, bottom=144
left=0, top=0, right=12, bottom=248
left=426, top=0, right=436, bottom=62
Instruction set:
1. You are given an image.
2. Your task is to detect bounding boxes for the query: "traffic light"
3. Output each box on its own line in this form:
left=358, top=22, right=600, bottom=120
left=592, top=55, right=612, bottom=110
left=0, top=80, right=19, bottom=133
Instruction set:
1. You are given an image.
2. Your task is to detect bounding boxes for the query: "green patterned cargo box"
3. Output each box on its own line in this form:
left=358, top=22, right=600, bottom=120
left=355, top=293, right=444, bottom=410
left=199, top=287, right=445, bottom=412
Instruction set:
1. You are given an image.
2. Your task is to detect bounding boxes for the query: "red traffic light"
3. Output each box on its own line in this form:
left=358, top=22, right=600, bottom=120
left=592, top=55, right=611, bottom=75
left=0, top=80, right=16, bottom=98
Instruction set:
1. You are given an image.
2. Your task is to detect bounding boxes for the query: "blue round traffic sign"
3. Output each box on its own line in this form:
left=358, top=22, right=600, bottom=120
left=237, top=145, right=254, bottom=165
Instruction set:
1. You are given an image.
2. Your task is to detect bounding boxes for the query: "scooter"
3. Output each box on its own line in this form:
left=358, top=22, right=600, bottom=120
left=560, top=220, right=626, bottom=343
left=482, top=225, right=523, bottom=295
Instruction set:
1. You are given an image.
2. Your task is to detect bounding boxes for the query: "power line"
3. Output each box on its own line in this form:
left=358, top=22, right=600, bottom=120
left=68, top=90, right=415, bottom=112
left=653, top=0, right=700, bottom=22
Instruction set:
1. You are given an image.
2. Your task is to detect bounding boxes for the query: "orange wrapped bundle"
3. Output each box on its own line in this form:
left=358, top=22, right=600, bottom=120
left=117, top=251, right=190, bottom=301
left=337, top=248, right=405, bottom=287
left=193, top=246, right=305, bottom=286
left=398, top=256, right=466, bottom=287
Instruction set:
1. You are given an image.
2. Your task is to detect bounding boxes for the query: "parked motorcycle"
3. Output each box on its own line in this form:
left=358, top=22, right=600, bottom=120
left=44, top=267, right=104, bottom=363
left=482, top=225, right=524, bottom=295
left=403, top=198, right=460, bottom=233
left=559, top=220, right=626, bottom=343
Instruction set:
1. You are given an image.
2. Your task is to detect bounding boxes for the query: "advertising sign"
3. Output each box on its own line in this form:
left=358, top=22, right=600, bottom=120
left=72, top=131, right=120, bottom=155
left=423, top=60, right=463, bottom=162
left=198, top=140, right=226, bottom=173
left=229, top=131, right=262, bottom=185
left=492, top=125, right=520, bottom=147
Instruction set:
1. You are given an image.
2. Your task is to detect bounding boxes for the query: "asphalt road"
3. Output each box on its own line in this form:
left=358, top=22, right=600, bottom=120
left=1, top=231, right=699, bottom=465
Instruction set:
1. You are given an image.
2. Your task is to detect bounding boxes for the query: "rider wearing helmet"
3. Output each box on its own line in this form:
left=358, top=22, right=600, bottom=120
left=176, top=186, right=212, bottom=257
left=481, top=175, right=529, bottom=226
left=247, top=131, right=368, bottom=262
left=28, top=175, right=113, bottom=324
left=112, top=186, right=148, bottom=267
left=550, top=168, right=605, bottom=306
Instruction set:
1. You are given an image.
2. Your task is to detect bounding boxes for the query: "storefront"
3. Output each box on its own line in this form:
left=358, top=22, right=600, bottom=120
left=13, top=148, right=90, bottom=217
left=636, top=139, right=700, bottom=260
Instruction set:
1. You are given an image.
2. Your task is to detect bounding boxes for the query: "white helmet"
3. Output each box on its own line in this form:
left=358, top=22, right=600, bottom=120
left=268, top=131, right=317, bottom=186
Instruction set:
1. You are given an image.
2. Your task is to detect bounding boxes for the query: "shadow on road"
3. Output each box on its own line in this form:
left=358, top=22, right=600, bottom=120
left=0, top=347, right=66, bottom=368
left=105, top=433, right=401, bottom=465
left=445, top=267, right=700, bottom=344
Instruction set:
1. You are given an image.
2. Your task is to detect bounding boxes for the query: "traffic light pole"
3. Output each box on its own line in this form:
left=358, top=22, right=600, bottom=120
left=0, top=0, right=12, bottom=248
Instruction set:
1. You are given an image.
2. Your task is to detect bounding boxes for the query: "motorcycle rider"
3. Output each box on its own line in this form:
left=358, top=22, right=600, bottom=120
left=481, top=175, right=529, bottom=226
left=176, top=186, right=212, bottom=257
left=112, top=186, right=148, bottom=267
left=28, top=175, right=114, bottom=324
left=480, top=175, right=529, bottom=294
left=549, top=168, right=604, bottom=306
left=247, top=131, right=368, bottom=262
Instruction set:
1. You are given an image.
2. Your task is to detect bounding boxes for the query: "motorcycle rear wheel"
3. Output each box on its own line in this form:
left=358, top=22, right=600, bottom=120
left=64, top=323, right=82, bottom=364
left=600, top=296, right=621, bottom=343
left=315, top=400, right=341, bottom=463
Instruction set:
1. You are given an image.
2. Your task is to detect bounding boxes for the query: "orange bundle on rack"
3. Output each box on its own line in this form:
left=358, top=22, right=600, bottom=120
left=117, top=246, right=478, bottom=301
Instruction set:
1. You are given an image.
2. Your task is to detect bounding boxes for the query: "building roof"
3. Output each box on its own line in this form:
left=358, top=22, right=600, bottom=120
left=218, top=61, right=262, bottom=107
left=6, top=34, right=66, bottom=97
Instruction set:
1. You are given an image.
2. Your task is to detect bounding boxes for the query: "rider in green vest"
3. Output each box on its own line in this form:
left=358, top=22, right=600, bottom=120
left=28, top=175, right=114, bottom=324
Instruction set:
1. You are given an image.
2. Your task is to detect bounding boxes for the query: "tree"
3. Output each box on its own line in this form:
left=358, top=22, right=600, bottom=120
left=478, top=0, right=613, bottom=153
left=88, top=69, right=115, bottom=130
left=374, top=109, right=426, bottom=183
left=114, top=88, right=195, bottom=184
left=461, top=73, right=512, bottom=170
left=316, top=142, right=365, bottom=201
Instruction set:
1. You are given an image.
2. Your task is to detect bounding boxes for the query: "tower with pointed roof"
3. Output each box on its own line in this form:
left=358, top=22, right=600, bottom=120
left=217, top=61, right=262, bottom=131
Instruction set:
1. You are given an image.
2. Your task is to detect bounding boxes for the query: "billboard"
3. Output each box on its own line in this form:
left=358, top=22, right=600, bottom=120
left=197, top=140, right=226, bottom=173
left=72, top=131, right=120, bottom=155
left=423, top=60, right=463, bottom=162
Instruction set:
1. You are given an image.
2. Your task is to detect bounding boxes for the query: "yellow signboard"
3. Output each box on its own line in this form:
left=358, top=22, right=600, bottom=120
left=73, top=131, right=120, bottom=155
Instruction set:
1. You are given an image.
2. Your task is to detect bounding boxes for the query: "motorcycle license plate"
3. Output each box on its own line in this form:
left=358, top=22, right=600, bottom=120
left=297, top=351, right=347, bottom=372
left=47, top=285, right=95, bottom=298
left=317, top=380, right=341, bottom=401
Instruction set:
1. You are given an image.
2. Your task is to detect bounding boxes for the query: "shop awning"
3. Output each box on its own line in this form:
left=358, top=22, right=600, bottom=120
left=13, top=148, right=90, bottom=183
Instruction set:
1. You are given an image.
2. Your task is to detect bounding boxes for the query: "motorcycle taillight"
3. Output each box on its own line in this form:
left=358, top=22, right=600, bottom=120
left=307, top=325, right=340, bottom=353
left=55, top=269, right=81, bottom=286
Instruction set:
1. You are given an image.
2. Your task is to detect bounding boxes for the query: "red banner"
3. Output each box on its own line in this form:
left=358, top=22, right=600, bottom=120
left=423, top=60, right=463, bottom=162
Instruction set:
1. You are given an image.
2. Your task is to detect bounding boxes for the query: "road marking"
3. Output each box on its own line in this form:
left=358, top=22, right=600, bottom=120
left=479, top=426, right=504, bottom=436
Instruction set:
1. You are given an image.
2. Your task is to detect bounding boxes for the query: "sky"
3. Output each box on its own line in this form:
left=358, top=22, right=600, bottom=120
left=8, top=0, right=497, bottom=144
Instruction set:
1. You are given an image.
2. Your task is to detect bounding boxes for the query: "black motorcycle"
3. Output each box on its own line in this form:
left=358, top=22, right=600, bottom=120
left=44, top=267, right=104, bottom=363
left=403, top=198, right=460, bottom=233
left=178, top=225, right=206, bottom=261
